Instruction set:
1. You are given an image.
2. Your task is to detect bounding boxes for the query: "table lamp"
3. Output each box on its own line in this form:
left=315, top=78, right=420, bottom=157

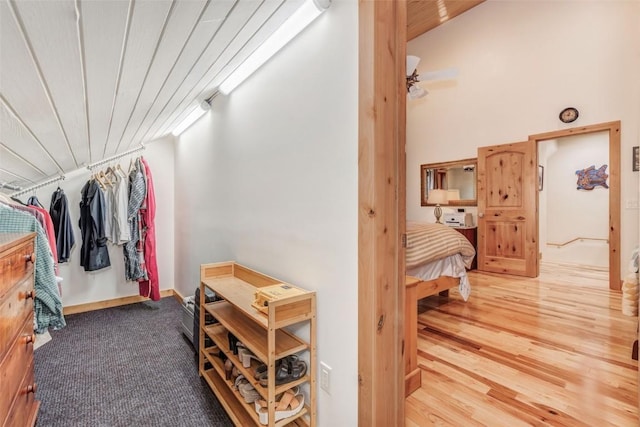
left=447, top=189, right=460, bottom=202
left=427, top=189, right=448, bottom=224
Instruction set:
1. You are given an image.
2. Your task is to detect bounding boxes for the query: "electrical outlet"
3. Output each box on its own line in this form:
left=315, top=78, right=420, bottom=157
left=626, top=199, right=639, bottom=209
left=320, top=361, right=331, bottom=393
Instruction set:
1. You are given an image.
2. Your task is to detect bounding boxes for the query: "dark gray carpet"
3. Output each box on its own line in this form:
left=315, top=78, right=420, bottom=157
left=34, top=297, right=233, bottom=427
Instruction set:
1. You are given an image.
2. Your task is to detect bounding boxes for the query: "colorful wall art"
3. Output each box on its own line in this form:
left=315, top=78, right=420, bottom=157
left=575, top=165, right=609, bottom=190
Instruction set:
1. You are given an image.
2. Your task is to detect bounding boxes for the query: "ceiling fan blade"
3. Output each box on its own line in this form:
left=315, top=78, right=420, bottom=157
left=408, top=85, right=427, bottom=100
left=406, top=55, right=421, bottom=77
left=418, top=67, right=459, bottom=81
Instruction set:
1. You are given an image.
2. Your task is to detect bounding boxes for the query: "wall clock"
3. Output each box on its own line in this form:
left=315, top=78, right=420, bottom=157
left=559, top=107, right=579, bottom=123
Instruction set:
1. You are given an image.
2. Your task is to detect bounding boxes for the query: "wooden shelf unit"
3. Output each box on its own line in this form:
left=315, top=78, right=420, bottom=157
left=199, top=262, right=316, bottom=427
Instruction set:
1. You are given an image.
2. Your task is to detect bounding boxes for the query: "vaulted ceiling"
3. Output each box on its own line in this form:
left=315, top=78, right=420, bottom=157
left=407, top=0, right=484, bottom=40
left=0, top=0, right=482, bottom=195
left=0, top=0, right=305, bottom=193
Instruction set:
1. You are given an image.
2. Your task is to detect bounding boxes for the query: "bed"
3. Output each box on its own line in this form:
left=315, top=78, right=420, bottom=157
left=404, top=222, right=476, bottom=396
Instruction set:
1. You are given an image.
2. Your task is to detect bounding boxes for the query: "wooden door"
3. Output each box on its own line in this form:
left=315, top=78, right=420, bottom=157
left=477, top=140, right=538, bottom=277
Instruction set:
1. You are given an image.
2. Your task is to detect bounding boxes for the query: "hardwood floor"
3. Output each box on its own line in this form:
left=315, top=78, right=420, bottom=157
left=405, top=265, right=638, bottom=426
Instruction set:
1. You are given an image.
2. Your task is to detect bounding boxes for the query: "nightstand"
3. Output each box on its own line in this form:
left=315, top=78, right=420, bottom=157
left=453, top=226, right=477, bottom=270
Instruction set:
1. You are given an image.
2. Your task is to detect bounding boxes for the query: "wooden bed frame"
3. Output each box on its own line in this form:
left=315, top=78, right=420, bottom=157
left=404, top=275, right=460, bottom=397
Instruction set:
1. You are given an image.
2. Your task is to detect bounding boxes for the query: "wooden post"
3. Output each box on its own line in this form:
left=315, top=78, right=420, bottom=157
left=358, top=0, right=406, bottom=425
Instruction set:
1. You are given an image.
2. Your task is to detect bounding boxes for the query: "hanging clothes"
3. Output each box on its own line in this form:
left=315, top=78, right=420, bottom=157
left=102, top=183, right=115, bottom=243
left=49, top=187, right=75, bottom=263
left=123, top=159, right=147, bottom=280
left=79, top=179, right=111, bottom=271
left=26, top=201, right=59, bottom=271
left=138, top=157, right=159, bottom=301
left=0, top=203, right=65, bottom=333
left=9, top=202, right=46, bottom=229
left=112, top=167, right=130, bottom=244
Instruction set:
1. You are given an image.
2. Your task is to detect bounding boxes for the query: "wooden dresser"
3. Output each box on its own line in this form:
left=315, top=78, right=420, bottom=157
left=0, top=233, right=39, bottom=427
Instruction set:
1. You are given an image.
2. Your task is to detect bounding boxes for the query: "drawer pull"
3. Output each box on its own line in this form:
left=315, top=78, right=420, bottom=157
left=24, top=252, right=36, bottom=264
left=26, top=383, right=37, bottom=394
left=24, top=333, right=35, bottom=344
left=25, top=290, right=35, bottom=300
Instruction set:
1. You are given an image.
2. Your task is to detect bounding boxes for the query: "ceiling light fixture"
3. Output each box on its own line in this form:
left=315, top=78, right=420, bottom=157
left=218, top=0, right=330, bottom=95
left=172, top=100, right=211, bottom=137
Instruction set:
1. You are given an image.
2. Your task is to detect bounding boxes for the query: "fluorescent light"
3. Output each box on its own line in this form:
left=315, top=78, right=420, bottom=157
left=172, top=104, right=208, bottom=136
left=219, top=0, right=330, bottom=95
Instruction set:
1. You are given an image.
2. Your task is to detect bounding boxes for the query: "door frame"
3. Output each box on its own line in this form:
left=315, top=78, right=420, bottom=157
left=529, top=121, right=621, bottom=290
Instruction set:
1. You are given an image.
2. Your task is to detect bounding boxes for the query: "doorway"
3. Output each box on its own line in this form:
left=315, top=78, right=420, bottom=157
left=539, top=131, right=610, bottom=272
left=530, top=121, right=621, bottom=290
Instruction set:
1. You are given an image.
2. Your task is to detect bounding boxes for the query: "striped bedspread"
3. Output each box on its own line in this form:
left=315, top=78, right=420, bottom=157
left=406, top=222, right=476, bottom=269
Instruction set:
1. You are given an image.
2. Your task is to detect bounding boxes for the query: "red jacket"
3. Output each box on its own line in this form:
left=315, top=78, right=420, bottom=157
left=138, top=157, right=160, bottom=301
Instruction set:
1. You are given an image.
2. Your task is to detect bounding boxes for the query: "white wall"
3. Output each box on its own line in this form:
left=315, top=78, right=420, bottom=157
left=540, top=133, right=609, bottom=267
left=407, top=1, right=640, bottom=273
left=21, top=136, right=175, bottom=307
left=174, top=1, right=357, bottom=425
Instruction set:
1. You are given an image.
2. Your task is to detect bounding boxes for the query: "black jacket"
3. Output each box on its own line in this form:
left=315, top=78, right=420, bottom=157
left=49, top=187, right=75, bottom=263
left=79, top=180, right=110, bottom=271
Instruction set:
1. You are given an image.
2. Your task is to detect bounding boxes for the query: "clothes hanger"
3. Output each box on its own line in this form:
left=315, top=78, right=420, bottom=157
left=9, top=196, right=25, bottom=206
left=105, top=164, right=119, bottom=183
left=99, top=170, right=112, bottom=187
left=93, top=171, right=106, bottom=189
left=28, top=189, right=44, bottom=208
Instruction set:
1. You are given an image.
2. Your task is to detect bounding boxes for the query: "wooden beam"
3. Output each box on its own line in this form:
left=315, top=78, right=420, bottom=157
left=358, top=0, right=406, bottom=425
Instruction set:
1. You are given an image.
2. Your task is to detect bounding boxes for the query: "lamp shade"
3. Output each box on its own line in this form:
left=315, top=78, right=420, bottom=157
left=427, top=189, right=448, bottom=205
left=447, top=189, right=460, bottom=201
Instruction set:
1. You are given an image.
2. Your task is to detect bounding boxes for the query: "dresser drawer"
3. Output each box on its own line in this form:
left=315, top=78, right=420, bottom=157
left=0, top=240, right=35, bottom=300
left=0, top=277, right=34, bottom=362
left=3, top=358, right=38, bottom=427
left=0, top=315, right=34, bottom=422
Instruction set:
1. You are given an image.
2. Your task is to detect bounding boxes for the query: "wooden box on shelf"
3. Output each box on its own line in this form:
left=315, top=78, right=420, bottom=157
left=199, top=262, right=316, bottom=427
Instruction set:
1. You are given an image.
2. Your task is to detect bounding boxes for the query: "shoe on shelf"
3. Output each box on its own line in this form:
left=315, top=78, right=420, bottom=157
left=254, top=388, right=304, bottom=425
left=238, top=347, right=261, bottom=368
left=239, top=382, right=261, bottom=403
left=257, top=355, right=307, bottom=387
left=228, top=333, right=240, bottom=354
left=253, top=359, right=283, bottom=381
left=234, top=374, right=247, bottom=390
left=224, top=359, right=233, bottom=380
left=234, top=374, right=261, bottom=403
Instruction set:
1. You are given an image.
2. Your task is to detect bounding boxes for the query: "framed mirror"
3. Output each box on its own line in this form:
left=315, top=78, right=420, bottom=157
left=420, top=158, right=477, bottom=206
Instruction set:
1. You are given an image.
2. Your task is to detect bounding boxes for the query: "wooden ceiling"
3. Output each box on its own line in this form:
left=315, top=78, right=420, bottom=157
left=407, top=0, right=485, bottom=40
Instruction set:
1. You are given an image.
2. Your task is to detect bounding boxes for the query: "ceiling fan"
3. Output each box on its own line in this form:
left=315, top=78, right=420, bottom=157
left=406, top=55, right=458, bottom=100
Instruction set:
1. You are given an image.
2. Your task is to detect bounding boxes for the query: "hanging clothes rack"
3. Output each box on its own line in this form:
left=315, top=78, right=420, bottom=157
left=10, top=175, right=65, bottom=198
left=86, top=145, right=145, bottom=171
left=7, top=144, right=145, bottom=197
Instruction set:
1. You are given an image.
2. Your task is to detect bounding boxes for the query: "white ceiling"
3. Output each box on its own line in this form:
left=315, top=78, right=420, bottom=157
left=0, top=0, right=303, bottom=193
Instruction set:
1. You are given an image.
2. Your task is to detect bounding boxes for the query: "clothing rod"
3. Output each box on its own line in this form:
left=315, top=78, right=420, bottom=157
left=10, top=175, right=65, bottom=197
left=0, top=182, right=21, bottom=191
left=87, top=145, right=145, bottom=170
